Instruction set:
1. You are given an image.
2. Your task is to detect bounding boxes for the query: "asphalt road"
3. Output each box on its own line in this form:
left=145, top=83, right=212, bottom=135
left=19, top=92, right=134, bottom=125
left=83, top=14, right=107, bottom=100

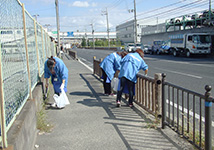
left=71, top=48, right=214, bottom=142
left=73, top=48, right=214, bottom=97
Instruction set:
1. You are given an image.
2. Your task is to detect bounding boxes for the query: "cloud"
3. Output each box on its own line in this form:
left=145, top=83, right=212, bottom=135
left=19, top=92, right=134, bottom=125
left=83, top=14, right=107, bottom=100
left=72, top=1, right=89, bottom=7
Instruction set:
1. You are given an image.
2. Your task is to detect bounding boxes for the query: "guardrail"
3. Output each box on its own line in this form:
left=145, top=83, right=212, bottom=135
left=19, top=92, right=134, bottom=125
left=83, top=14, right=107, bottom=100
left=93, top=58, right=213, bottom=150
left=161, top=74, right=214, bottom=150
left=68, top=49, right=77, bottom=60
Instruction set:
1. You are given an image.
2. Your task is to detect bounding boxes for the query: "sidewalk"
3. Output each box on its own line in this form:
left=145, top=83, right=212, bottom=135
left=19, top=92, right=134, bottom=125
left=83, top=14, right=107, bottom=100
left=34, top=54, right=194, bottom=150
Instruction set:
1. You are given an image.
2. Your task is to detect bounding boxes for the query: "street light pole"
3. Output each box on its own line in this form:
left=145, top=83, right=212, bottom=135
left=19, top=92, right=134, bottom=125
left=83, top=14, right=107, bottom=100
left=134, top=0, right=137, bottom=45
left=55, top=0, right=61, bottom=58
left=102, top=8, right=110, bottom=49
left=90, top=23, right=95, bottom=49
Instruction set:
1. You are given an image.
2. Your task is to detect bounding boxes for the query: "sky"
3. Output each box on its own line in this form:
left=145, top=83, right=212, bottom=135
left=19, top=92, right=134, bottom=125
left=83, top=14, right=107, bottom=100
left=20, top=0, right=213, bottom=32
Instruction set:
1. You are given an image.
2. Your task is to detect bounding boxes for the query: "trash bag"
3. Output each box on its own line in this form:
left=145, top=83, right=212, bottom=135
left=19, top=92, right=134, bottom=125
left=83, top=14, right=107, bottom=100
left=53, top=90, right=70, bottom=108
left=111, top=77, right=119, bottom=92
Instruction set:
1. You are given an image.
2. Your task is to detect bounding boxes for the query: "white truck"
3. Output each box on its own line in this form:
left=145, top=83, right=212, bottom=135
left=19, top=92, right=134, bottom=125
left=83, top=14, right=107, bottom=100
left=124, top=43, right=135, bottom=52
left=170, top=33, right=211, bottom=57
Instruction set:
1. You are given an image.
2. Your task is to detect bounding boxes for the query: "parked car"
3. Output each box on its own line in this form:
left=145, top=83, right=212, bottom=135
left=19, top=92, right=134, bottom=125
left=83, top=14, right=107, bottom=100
left=169, top=16, right=183, bottom=24
left=142, top=45, right=152, bottom=54
left=124, top=43, right=135, bottom=52
left=182, top=15, right=192, bottom=22
left=201, top=9, right=214, bottom=18
left=191, top=12, right=203, bottom=19
left=133, top=43, right=142, bottom=51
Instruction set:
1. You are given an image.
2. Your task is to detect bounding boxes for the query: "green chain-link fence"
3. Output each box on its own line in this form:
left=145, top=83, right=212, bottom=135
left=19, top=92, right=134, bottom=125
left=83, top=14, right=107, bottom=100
left=0, top=0, right=56, bottom=147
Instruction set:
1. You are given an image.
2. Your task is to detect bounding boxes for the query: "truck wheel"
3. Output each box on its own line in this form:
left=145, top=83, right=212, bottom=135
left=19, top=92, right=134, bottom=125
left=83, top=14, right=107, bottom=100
left=173, top=50, right=178, bottom=57
left=186, top=51, right=191, bottom=57
left=157, top=50, right=160, bottom=55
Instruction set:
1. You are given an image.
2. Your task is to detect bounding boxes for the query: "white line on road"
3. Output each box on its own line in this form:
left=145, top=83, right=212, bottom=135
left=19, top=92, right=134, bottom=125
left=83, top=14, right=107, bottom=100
left=145, top=57, right=214, bottom=68
left=78, top=59, right=93, bottom=72
left=166, top=99, right=214, bottom=127
left=154, top=67, right=202, bottom=79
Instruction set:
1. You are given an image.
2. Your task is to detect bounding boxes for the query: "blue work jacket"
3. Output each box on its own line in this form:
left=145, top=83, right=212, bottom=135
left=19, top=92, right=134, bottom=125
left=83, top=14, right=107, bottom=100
left=44, top=57, right=68, bottom=93
left=99, top=52, right=121, bottom=80
left=119, top=52, right=148, bottom=83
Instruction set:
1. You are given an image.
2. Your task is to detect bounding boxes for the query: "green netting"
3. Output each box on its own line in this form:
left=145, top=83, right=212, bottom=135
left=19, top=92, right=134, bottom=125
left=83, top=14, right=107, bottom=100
left=0, top=0, right=55, bottom=130
left=25, top=12, right=38, bottom=90
left=0, top=0, right=29, bottom=126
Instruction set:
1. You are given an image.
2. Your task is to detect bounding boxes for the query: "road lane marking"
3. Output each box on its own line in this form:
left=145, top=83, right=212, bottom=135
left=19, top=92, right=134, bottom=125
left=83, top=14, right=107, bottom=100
left=145, top=57, right=214, bottom=68
left=154, top=67, right=202, bottom=79
left=166, top=99, right=214, bottom=127
left=78, top=58, right=93, bottom=72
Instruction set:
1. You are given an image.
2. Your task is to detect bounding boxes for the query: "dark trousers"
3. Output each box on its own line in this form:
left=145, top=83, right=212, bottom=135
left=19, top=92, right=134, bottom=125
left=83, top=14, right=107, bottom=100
left=116, top=77, right=135, bottom=105
left=102, top=69, right=111, bottom=95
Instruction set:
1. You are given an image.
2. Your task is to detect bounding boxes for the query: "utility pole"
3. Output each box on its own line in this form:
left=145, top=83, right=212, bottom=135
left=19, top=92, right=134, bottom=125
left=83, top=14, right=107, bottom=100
left=90, top=23, right=95, bottom=49
left=33, top=14, right=39, bottom=21
left=209, top=0, right=211, bottom=20
left=102, top=8, right=110, bottom=49
left=45, top=24, right=50, bottom=32
left=55, top=0, right=61, bottom=58
left=156, top=17, right=158, bottom=33
left=134, top=0, right=137, bottom=45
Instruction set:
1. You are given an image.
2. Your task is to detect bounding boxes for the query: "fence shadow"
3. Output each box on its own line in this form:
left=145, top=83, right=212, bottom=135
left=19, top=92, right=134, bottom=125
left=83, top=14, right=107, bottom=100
left=78, top=73, right=186, bottom=149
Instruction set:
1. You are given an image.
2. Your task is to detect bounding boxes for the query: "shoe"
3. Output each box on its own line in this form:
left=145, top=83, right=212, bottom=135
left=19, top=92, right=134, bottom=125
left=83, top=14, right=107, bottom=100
left=129, top=104, right=133, bottom=108
left=109, top=93, right=116, bottom=97
left=116, top=101, right=121, bottom=107
left=51, top=103, right=58, bottom=108
left=104, top=93, right=109, bottom=96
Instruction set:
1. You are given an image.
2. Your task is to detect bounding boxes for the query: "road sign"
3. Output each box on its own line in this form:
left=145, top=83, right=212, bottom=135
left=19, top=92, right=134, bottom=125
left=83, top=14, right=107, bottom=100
left=67, top=32, right=74, bottom=37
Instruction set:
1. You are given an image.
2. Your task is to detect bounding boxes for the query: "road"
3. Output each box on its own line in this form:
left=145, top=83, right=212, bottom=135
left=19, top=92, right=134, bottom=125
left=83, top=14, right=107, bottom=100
left=71, top=48, right=214, bottom=140
left=72, top=48, right=214, bottom=97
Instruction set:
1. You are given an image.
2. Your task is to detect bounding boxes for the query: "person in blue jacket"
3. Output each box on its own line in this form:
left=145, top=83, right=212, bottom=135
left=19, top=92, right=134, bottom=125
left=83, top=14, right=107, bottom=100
left=100, top=51, right=127, bottom=96
left=116, top=49, right=148, bottom=107
left=44, top=56, right=68, bottom=97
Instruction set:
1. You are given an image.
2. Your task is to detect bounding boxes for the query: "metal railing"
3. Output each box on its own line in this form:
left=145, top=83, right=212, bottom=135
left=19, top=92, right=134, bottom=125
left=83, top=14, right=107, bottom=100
left=0, top=0, right=56, bottom=147
left=93, top=57, right=103, bottom=78
left=135, top=73, right=161, bottom=116
left=161, top=74, right=214, bottom=150
left=93, top=58, right=213, bottom=150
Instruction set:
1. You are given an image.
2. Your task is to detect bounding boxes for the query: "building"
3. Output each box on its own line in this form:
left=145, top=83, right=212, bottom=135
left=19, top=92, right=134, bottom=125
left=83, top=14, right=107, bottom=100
left=49, top=31, right=116, bottom=46
left=116, top=20, right=144, bottom=44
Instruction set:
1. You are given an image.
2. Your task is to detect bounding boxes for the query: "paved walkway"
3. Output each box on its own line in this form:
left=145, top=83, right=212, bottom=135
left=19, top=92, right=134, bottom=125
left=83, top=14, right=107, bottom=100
left=34, top=54, right=194, bottom=150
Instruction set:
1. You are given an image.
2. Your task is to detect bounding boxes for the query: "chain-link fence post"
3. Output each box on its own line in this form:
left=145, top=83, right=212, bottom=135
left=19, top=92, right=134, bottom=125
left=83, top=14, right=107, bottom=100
left=22, top=3, right=32, bottom=99
left=0, top=41, right=8, bottom=148
left=34, top=20, right=41, bottom=78
left=41, top=26, right=45, bottom=61
left=44, top=31, right=47, bottom=57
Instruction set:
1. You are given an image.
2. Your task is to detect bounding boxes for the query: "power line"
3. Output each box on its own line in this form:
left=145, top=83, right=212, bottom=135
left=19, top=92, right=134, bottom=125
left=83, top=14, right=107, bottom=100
left=137, top=0, right=210, bottom=22
left=119, top=0, right=208, bottom=25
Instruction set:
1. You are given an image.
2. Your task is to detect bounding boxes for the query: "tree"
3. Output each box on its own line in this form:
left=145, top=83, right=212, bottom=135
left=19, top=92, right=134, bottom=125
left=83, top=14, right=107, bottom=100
left=81, top=38, right=86, bottom=47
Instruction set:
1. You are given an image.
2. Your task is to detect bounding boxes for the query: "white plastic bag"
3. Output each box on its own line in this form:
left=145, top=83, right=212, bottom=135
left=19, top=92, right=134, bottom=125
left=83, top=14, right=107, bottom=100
left=112, top=77, right=119, bottom=92
left=53, top=90, right=70, bottom=108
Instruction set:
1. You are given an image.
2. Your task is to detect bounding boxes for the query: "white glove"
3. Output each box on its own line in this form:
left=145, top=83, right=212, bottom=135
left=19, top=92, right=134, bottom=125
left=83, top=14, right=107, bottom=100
left=60, top=83, right=65, bottom=90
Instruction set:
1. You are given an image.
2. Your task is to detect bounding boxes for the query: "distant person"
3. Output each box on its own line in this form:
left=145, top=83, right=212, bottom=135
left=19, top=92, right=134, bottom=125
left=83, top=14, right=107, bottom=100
left=116, top=49, right=148, bottom=107
left=99, top=51, right=127, bottom=96
left=44, top=56, right=68, bottom=108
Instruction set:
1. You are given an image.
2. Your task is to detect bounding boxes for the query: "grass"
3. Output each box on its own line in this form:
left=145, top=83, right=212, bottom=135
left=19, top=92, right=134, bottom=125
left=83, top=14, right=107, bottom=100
left=36, top=80, right=53, bottom=133
left=36, top=107, right=53, bottom=133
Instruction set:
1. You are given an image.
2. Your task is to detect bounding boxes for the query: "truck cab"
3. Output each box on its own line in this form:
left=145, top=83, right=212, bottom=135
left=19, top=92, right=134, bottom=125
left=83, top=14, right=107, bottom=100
left=170, top=33, right=211, bottom=57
